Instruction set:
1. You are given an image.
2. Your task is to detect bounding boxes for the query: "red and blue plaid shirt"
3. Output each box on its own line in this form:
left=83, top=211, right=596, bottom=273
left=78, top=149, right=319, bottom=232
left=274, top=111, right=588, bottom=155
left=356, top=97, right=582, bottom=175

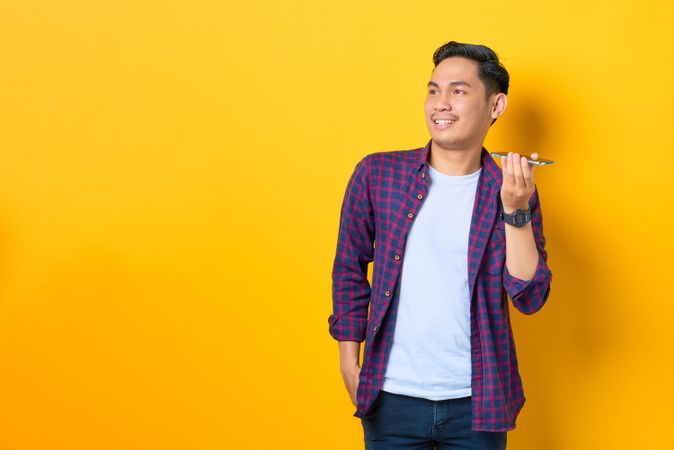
left=329, top=138, right=552, bottom=431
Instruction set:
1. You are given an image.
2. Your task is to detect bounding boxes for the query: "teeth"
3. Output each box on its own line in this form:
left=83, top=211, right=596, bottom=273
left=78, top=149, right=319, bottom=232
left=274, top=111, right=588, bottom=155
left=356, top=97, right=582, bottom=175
left=435, top=120, right=454, bottom=124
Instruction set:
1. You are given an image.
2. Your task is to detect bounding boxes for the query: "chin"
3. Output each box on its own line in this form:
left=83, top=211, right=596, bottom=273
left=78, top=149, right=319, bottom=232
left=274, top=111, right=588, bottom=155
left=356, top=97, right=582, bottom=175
left=431, top=136, right=463, bottom=150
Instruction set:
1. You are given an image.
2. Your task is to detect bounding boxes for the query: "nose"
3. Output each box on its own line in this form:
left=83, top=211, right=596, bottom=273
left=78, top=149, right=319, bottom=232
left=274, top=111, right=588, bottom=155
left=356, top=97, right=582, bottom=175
left=433, top=93, right=452, bottom=112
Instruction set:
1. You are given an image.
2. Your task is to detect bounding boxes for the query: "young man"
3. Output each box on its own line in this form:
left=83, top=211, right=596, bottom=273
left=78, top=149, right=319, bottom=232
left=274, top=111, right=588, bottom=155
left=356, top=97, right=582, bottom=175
left=329, top=41, right=552, bottom=449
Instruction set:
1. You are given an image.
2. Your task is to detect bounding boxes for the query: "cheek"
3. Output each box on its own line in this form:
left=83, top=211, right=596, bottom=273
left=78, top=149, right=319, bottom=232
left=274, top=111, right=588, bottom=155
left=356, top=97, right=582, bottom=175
left=457, top=104, right=484, bottom=126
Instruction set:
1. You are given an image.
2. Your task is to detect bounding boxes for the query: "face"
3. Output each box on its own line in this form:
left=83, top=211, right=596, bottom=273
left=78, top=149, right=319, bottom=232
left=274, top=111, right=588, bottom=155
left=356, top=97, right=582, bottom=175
left=424, top=56, right=504, bottom=152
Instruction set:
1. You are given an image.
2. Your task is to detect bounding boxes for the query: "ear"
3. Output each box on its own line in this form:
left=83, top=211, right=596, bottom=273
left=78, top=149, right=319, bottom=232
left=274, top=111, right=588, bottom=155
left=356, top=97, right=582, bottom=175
left=490, top=93, right=507, bottom=120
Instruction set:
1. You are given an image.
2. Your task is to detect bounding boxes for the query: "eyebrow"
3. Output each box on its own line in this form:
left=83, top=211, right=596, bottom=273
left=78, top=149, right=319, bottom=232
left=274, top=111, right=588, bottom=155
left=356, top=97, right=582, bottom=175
left=427, top=80, right=472, bottom=88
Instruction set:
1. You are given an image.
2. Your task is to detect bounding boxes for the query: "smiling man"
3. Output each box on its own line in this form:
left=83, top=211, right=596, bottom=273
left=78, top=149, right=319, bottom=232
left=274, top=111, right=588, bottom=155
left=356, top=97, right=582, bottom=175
left=328, top=41, right=553, bottom=449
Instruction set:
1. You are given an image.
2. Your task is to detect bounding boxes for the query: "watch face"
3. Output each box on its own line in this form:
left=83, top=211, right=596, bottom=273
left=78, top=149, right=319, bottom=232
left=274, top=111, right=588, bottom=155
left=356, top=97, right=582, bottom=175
left=514, top=212, right=529, bottom=226
left=504, top=209, right=532, bottom=227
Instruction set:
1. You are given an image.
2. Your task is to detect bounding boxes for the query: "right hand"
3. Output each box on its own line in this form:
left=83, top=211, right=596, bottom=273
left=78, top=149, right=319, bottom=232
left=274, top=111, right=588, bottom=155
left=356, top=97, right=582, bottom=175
left=340, top=363, right=361, bottom=407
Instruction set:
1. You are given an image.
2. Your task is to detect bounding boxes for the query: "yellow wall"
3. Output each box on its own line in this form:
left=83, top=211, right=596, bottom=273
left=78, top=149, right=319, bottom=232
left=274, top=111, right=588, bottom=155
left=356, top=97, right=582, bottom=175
left=0, top=1, right=672, bottom=448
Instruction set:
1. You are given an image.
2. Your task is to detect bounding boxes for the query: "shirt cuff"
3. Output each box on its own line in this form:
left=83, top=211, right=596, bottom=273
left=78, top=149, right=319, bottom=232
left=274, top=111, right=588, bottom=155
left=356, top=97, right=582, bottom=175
left=328, top=314, right=367, bottom=342
left=503, top=252, right=548, bottom=298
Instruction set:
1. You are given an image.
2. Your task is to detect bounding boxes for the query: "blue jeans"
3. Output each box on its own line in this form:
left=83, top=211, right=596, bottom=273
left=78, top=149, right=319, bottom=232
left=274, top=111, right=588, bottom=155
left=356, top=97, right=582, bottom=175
left=361, top=390, right=507, bottom=449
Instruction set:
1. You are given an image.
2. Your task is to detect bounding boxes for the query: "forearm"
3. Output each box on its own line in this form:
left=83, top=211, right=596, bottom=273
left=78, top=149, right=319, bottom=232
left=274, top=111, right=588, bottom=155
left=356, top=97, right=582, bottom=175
left=338, top=340, right=361, bottom=371
left=504, top=219, right=539, bottom=281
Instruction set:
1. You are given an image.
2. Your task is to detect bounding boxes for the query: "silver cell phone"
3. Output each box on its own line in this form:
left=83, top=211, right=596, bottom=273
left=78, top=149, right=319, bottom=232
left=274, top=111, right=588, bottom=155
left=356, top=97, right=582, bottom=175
left=490, top=152, right=554, bottom=166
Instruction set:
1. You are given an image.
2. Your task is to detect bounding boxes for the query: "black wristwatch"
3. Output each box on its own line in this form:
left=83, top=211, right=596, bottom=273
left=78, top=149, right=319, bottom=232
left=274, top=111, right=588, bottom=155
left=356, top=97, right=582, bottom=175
left=501, top=208, right=532, bottom=227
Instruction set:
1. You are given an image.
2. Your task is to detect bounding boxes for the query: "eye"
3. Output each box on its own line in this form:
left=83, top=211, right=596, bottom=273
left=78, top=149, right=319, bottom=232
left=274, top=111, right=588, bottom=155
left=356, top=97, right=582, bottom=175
left=454, top=89, right=465, bottom=95
left=429, top=89, right=437, bottom=94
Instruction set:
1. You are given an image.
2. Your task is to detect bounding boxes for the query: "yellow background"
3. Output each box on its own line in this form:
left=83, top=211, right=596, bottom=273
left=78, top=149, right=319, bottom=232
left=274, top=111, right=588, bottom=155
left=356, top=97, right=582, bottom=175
left=0, top=0, right=672, bottom=448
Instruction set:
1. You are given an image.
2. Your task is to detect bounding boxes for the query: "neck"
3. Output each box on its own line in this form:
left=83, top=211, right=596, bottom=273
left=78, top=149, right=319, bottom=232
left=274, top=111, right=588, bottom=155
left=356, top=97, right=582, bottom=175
left=429, top=141, right=483, bottom=176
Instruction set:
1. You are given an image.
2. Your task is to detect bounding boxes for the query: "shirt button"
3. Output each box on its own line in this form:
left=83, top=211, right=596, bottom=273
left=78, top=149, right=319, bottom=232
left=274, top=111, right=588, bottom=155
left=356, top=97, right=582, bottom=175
left=407, top=213, right=414, bottom=219
left=385, top=290, right=391, bottom=297
left=417, top=194, right=423, bottom=200
left=422, top=172, right=426, bottom=178
left=374, top=325, right=378, bottom=332
left=394, top=254, right=400, bottom=261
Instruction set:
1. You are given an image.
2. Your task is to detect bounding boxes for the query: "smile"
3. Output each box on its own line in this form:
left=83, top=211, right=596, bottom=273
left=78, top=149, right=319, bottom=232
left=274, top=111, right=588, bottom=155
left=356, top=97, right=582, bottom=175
left=432, top=119, right=456, bottom=129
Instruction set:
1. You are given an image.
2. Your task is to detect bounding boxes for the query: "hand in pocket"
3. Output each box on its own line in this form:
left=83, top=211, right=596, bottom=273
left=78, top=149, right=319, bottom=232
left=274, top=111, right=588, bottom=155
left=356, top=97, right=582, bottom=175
left=341, top=364, right=361, bottom=407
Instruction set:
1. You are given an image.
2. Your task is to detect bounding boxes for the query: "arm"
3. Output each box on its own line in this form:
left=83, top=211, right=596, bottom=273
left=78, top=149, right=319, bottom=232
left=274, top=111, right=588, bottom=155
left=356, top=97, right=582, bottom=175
left=328, top=155, right=375, bottom=342
left=329, top=155, right=374, bottom=406
left=503, top=201, right=539, bottom=281
left=503, top=185, right=552, bottom=314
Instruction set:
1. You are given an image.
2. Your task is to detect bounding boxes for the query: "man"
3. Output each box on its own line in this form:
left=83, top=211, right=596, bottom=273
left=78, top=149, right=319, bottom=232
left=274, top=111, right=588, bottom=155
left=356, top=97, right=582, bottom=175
left=328, top=40, right=552, bottom=449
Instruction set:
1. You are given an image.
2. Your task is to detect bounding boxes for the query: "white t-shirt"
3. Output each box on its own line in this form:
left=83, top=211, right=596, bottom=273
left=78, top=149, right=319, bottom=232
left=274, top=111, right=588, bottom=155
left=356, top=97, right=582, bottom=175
left=381, top=162, right=481, bottom=400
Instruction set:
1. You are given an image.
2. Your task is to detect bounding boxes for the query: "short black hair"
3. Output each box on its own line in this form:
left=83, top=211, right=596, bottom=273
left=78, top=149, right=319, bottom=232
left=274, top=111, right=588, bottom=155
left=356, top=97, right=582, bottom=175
left=432, top=41, right=510, bottom=99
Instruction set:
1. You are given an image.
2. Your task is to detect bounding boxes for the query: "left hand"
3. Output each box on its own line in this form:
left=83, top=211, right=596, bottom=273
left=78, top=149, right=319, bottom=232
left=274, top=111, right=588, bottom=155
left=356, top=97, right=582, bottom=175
left=500, top=152, right=538, bottom=213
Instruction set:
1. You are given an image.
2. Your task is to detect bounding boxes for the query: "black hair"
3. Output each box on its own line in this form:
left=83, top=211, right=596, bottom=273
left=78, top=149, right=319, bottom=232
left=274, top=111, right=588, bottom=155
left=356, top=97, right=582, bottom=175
left=432, top=41, right=510, bottom=99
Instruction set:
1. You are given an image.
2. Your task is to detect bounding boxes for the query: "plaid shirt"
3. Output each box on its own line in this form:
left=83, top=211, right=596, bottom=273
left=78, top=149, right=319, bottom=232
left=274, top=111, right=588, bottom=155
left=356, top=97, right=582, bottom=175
left=329, top=138, right=552, bottom=432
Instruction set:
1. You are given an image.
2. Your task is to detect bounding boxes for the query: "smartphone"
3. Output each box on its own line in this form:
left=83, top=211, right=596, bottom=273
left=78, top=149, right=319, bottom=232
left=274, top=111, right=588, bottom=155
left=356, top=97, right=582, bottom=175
left=490, top=152, right=554, bottom=166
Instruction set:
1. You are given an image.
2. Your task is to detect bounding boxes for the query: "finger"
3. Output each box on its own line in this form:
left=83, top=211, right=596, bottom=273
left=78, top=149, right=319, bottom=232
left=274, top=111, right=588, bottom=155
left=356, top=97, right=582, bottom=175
left=504, top=152, right=515, bottom=186
left=512, top=152, right=524, bottom=189
left=521, top=154, right=534, bottom=189
left=530, top=152, right=539, bottom=160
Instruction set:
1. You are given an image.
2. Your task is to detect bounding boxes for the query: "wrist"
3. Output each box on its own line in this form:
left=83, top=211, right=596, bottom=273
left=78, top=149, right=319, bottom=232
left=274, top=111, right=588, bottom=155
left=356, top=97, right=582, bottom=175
left=340, top=361, right=360, bottom=374
left=503, top=205, right=529, bottom=214
left=502, top=207, right=532, bottom=228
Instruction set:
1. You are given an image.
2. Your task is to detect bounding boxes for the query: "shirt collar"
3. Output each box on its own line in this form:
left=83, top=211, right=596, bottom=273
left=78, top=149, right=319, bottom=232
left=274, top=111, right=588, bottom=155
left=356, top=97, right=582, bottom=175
left=417, top=138, right=502, bottom=188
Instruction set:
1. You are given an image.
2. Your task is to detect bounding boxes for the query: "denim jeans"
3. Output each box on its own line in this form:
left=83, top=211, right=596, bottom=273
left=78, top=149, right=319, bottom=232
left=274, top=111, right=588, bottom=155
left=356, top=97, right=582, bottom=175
left=361, top=390, right=507, bottom=449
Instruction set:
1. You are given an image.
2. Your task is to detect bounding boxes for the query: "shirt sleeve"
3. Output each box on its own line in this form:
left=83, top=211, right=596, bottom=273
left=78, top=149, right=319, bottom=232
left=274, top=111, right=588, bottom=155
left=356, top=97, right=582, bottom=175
left=503, top=185, right=553, bottom=314
left=328, top=155, right=375, bottom=342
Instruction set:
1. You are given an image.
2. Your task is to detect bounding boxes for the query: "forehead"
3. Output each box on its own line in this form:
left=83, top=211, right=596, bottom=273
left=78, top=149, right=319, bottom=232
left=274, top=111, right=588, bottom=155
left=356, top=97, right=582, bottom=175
left=430, top=57, right=481, bottom=85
